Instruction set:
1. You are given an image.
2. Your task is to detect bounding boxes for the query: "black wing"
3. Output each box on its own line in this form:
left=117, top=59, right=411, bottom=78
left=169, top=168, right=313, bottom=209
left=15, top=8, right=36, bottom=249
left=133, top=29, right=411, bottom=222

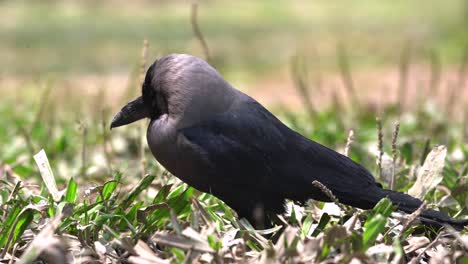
left=179, top=99, right=379, bottom=215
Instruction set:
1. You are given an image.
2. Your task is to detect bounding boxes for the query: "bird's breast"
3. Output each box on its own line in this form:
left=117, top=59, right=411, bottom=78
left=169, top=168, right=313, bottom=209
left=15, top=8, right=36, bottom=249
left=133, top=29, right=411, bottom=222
left=146, top=117, right=210, bottom=190
left=147, top=116, right=178, bottom=171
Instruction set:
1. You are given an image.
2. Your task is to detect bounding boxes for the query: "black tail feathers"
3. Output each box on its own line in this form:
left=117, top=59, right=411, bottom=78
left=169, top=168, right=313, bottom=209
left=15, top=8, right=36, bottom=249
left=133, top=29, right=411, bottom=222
left=380, top=189, right=468, bottom=230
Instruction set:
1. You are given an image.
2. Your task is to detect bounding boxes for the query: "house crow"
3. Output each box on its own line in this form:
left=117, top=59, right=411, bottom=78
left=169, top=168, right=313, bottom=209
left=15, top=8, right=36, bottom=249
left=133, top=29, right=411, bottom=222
left=111, top=54, right=467, bottom=230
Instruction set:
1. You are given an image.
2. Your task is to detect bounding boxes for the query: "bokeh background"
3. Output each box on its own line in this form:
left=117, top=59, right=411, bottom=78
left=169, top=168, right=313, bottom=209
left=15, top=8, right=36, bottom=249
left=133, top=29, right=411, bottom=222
left=1, top=2, right=468, bottom=263
left=2, top=0, right=468, bottom=114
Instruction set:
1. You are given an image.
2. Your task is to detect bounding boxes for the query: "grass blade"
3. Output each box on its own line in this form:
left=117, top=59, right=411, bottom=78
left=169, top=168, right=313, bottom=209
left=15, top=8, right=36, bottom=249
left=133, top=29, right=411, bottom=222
left=65, top=177, right=78, bottom=203
left=33, top=149, right=61, bottom=201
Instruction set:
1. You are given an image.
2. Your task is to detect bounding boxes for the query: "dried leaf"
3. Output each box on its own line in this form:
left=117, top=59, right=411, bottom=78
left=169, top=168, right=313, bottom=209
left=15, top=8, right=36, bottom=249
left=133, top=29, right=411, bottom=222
left=18, top=210, right=66, bottom=264
left=151, top=232, right=215, bottom=254
left=128, top=240, right=170, bottom=264
left=404, top=236, right=430, bottom=254
left=408, top=145, right=447, bottom=199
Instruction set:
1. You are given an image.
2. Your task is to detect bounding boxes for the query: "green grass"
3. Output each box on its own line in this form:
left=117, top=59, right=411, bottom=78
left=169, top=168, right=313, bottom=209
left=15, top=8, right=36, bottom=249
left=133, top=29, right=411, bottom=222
left=1, top=0, right=468, bottom=79
left=1, top=2, right=468, bottom=262
left=0, top=85, right=467, bottom=262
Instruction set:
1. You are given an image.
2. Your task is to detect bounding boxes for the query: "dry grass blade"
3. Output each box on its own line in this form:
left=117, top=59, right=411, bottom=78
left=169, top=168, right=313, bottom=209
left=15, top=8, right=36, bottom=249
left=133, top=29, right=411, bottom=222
left=191, top=199, right=215, bottom=227
left=444, top=81, right=457, bottom=118
left=78, top=121, right=88, bottom=178
left=337, top=43, right=360, bottom=108
left=151, top=232, right=216, bottom=254
left=343, top=212, right=360, bottom=232
left=273, top=226, right=300, bottom=259
left=400, top=202, right=426, bottom=237
left=139, top=39, right=149, bottom=87
left=404, top=236, right=430, bottom=254
left=17, top=124, right=36, bottom=158
left=408, top=230, right=444, bottom=264
left=398, top=41, right=411, bottom=113
left=290, top=54, right=316, bottom=121
left=390, top=122, right=400, bottom=190
left=138, top=39, right=149, bottom=178
left=429, top=49, right=441, bottom=98
left=464, top=107, right=468, bottom=141
left=33, top=149, right=61, bottom=201
left=312, top=180, right=346, bottom=212
left=128, top=240, right=170, bottom=264
left=344, top=129, right=354, bottom=157
left=33, top=78, right=55, bottom=129
left=457, top=44, right=468, bottom=92
left=376, top=117, right=384, bottom=181
left=191, top=3, right=211, bottom=63
left=101, top=108, right=113, bottom=173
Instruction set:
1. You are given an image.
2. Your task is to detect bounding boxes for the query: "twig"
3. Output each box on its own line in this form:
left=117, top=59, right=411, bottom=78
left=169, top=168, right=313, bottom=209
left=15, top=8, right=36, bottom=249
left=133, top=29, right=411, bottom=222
left=151, top=233, right=215, bottom=254
left=445, top=81, right=457, bottom=119
left=191, top=2, right=211, bottom=62
left=78, top=121, right=88, bottom=178
left=331, top=89, right=345, bottom=128
left=331, top=89, right=342, bottom=115
left=381, top=221, right=400, bottom=240
left=344, top=212, right=360, bottom=232
left=8, top=243, right=19, bottom=264
left=33, top=78, right=54, bottom=129
left=464, top=106, right=468, bottom=141
left=101, top=109, right=113, bottom=173
left=139, top=39, right=149, bottom=87
left=429, top=48, right=441, bottom=98
left=390, top=122, right=400, bottom=190
left=398, top=41, right=411, bottom=114
left=344, top=129, right=354, bottom=157
left=312, top=180, right=347, bottom=212
left=409, top=228, right=443, bottom=264
left=444, top=225, right=468, bottom=251
left=400, top=202, right=427, bottom=238
left=17, top=124, right=36, bottom=158
left=457, top=44, right=468, bottom=94
left=138, top=39, right=149, bottom=178
left=376, top=117, right=384, bottom=180
left=290, top=54, right=316, bottom=121
left=420, top=139, right=431, bottom=166
left=388, top=203, right=427, bottom=263
left=337, top=43, right=360, bottom=108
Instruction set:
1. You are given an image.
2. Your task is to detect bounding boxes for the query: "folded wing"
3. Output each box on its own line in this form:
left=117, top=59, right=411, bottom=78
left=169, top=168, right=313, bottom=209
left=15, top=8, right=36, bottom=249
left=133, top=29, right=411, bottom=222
left=179, top=99, right=381, bottom=215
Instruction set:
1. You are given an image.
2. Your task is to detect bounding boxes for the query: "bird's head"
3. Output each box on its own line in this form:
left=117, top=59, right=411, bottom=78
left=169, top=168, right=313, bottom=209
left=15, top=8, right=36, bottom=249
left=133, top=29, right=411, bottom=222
left=111, top=54, right=239, bottom=129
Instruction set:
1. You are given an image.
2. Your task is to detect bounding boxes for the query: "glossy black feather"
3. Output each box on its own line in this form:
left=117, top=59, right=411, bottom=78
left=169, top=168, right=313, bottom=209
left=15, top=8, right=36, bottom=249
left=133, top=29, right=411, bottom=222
left=180, top=97, right=468, bottom=229
left=181, top=98, right=377, bottom=217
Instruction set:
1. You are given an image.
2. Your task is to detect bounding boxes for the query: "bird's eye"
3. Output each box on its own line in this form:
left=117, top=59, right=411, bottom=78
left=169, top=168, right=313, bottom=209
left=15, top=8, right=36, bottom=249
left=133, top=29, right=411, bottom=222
left=142, top=80, right=167, bottom=119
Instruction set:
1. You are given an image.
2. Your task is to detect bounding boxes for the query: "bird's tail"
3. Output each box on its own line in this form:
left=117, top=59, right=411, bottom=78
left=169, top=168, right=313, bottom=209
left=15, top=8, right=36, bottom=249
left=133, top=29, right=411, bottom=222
left=379, top=189, right=468, bottom=230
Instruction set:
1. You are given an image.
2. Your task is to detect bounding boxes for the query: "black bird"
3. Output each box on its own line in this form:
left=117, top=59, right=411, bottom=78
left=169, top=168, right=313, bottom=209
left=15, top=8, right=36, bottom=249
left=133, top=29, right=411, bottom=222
left=111, top=54, right=467, bottom=229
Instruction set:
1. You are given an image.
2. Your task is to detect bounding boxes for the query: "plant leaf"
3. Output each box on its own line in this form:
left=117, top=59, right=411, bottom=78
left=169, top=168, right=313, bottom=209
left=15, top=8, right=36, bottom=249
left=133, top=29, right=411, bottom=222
left=65, top=177, right=77, bottom=203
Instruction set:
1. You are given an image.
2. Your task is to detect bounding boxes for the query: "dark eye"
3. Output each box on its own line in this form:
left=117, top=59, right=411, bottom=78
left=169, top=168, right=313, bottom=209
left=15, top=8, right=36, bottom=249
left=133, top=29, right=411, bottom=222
left=142, top=81, right=156, bottom=115
left=142, top=79, right=167, bottom=119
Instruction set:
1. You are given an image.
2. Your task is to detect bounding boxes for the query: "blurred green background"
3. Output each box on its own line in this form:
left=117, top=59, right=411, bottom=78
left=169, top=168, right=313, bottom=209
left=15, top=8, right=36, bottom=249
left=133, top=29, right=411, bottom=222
left=1, top=2, right=468, bottom=263
left=1, top=0, right=468, bottom=113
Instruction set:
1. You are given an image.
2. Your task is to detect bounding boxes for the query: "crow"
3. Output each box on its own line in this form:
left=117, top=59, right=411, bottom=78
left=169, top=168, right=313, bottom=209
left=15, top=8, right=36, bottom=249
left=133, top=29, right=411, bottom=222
left=111, top=54, right=467, bottom=230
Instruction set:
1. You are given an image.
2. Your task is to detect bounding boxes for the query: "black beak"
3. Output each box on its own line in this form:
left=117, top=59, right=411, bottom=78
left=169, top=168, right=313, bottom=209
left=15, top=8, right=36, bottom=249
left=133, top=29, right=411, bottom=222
left=110, top=96, right=149, bottom=129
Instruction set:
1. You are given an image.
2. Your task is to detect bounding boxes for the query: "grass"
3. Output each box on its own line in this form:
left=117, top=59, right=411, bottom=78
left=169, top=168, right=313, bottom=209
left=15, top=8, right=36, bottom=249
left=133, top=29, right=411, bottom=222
left=1, top=0, right=468, bottom=79
left=1, top=1, right=468, bottom=263
left=0, top=76, right=467, bottom=262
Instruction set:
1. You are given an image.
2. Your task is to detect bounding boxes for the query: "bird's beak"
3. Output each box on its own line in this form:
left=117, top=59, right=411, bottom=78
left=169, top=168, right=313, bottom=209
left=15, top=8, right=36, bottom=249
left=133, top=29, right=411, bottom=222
left=110, top=96, right=149, bottom=129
